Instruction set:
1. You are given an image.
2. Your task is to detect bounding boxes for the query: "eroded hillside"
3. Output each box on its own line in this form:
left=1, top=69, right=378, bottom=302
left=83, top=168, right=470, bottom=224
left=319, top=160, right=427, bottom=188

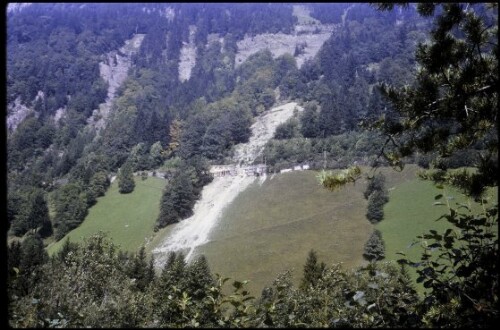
left=87, top=33, right=145, bottom=131
left=177, top=4, right=338, bottom=81
left=152, top=102, right=303, bottom=264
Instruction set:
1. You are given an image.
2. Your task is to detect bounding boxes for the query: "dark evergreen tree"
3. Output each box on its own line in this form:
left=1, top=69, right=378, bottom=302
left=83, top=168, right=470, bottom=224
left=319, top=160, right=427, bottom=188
left=186, top=255, right=215, bottom=299
left=300, top=249, right=326, bottom=290
left=375, top=3, right=498, bottom=197
left=156, top=170, right=195, bottom=228
left=53, top=182, right=88, bottom=240
left=366, top=189, right=386, bottom=224
left=363, top=229, right=386, bottom=261
left=7, top=240, right=22, bottom=292
left=373, top=4, right=499, bottom=326
left=364, top=172, right=388, bottom=200
left=54, top=238, right=79, bottom=266
left=128, top=246, right=149, bottom=291
left=146, top=254, right=156, bottom=286
left=16, top=233, right=49, bottom=296
left=118, top=161, right=135, bottom=194
left=300, top=102, right=320, bottom=138
left=366, top=87, right=387, bottom=120
left=154, top=252, right=189, bottom=325
left=23, top=189, right=52, bottom=237
left=318, top=98, right=343, bottom=136
left=274, top=118, right=300, bottom=140
left=87, top=171, right=110, bottom=205
left=186, top=156, right=214, bottom=195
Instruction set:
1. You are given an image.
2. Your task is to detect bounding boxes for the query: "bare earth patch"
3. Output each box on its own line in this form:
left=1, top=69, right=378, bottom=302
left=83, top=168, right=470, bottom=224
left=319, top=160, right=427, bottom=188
left=152, top=102, right=301, bottom=265
left=87, top=34, right=145, bottom=131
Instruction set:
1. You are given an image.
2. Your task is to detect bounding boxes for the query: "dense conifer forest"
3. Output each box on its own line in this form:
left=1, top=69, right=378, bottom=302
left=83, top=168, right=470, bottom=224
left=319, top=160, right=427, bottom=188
left=6, top=3, right=497, bottom=327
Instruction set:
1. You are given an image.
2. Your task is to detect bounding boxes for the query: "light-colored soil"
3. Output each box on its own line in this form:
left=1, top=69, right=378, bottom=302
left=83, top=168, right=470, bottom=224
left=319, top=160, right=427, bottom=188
left=7, top=97, right=33, bottom=133
left=235, top=5, right=337, bottom=69
left=87, top=34, right=145, bottom=131
left=235, top=26, right=334, bottom=69
left=152, top=102, right=301, bottom=265
left=178, top=25, right=197, bottom=82
left=178, top=4, right=337, bottom=82
left=233, top=102, right=303, bottom=164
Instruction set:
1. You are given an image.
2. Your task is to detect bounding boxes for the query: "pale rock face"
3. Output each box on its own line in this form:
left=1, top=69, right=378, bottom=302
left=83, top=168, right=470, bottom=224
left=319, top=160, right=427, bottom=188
left=234, top=26, right=335, bottom=69
left=234, top=4, right=337, bottom=69
left=53, top=107, right=67, bottom=124
left=178, top=25, right=198, bottom=82
left=177, top=4, right=338, bottom=83
left=162, top=6, right=175, bottom=21
left=87, top=34, right=145, bottom=131
left=35, top=90, right=45, bottom=101
left=7, top=90, right=62, bottom=133
left=7, top=97, right=33, bottom=133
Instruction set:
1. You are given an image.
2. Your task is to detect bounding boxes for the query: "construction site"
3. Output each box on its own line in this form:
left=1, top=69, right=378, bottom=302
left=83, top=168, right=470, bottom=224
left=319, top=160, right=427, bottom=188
left=210, top=164, right=268, bottom=177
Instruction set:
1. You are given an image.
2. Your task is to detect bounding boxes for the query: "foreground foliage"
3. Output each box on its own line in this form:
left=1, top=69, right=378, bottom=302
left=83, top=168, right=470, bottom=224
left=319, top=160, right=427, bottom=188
left=7, top=233, right=417, bottom=327
left=9, top=211, right=497, bottom=328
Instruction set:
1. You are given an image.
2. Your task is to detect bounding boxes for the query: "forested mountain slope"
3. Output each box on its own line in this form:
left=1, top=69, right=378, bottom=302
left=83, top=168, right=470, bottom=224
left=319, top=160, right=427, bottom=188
left=7, top=3, right=497, bottom=327
left=7, top=3, right=432, bottom=242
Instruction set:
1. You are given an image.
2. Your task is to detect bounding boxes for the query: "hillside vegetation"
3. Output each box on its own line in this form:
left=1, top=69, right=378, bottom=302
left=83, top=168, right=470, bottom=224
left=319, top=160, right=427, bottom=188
left=197, top=167, right=422, bottom=295
left=7, top=3, right=497, bottom=328
left=47, top=176, right=166, bottom=255
left=379, top=177, right=498, bottom=293
left=198, top=170, right=370, bottom=294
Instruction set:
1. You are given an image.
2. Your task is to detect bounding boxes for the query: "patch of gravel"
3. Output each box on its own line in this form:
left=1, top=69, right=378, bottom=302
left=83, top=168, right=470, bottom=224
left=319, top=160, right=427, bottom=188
left=153, top=102, right=302, bottom=265
left=87, top=34, right=145, bottom=131
left=178, top=25, right=198, bottom=82
left=7, top=97, right=33, bottom=133
left=233, top=101, right=303, bottom=165
left=235, top=25, right=335, bottom=69
left=178, top=4, right=338, bottom=82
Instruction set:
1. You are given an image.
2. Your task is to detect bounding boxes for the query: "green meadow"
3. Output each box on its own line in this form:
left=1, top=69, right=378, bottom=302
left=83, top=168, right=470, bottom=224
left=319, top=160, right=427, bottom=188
left=45, top=164, right=496, bottom=298
left=196, top=170, right=375, bottom=295
left=47, top=176, right=166, bottom=255
left=377, top=169, right=498, bottom=294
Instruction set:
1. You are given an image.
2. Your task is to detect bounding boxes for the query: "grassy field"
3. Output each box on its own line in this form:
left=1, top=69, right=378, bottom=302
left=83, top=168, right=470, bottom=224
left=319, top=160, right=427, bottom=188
left=47, top=176, right=166, bottom=255
left=376, top=170, right=498, bottom=294
left=194, top=164, right=496, bottom=296
left=45, top=164, right=496, bottom=298
left=195, top=170, right=376, bottom=295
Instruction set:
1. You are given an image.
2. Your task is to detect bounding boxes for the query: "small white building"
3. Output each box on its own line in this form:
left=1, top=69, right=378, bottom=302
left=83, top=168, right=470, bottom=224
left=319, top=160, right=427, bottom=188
left=241, top=164, right=267, bottom=176
left=280, top=168, right=292, bottom=173
left=210, top=165, right=237, bottom=177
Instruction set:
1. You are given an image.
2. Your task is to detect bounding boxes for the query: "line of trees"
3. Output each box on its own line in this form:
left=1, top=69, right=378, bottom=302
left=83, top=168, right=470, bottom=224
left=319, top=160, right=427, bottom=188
left=364, top=173, right=389, bottom=224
